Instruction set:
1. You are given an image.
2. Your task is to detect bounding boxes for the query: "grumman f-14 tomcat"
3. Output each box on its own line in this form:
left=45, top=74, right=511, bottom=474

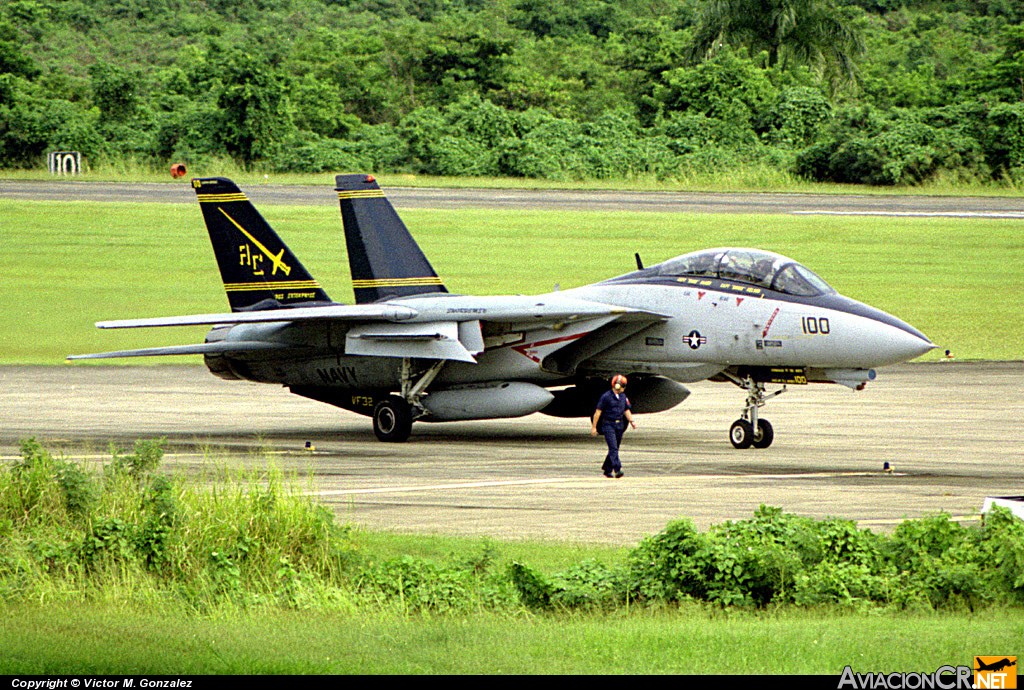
left=70, top=175, right=935, bottom=447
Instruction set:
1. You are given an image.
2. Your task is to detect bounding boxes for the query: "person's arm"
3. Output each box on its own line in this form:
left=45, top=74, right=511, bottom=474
left=591, top=409, right=602, bottom=436
left=625, top=408, right=637, bottom=429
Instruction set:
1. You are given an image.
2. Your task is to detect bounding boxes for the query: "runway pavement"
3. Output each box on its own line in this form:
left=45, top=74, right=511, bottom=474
left=4, top=178, right=1024, bottom=216
left=2, top=361, right=1020, bottom=545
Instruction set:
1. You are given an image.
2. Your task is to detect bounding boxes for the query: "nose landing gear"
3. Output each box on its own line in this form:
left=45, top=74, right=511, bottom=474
left=726, top=375, right=785, bottom=449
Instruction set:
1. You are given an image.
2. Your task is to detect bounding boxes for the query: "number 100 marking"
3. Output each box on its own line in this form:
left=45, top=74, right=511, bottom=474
left=801, top=317, right=830, bottom=335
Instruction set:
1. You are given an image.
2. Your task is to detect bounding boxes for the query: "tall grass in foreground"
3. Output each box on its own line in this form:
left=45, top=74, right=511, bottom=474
left=3, top=440, right=1024, bottom=618
left=0, top=439, right=361, bottom=612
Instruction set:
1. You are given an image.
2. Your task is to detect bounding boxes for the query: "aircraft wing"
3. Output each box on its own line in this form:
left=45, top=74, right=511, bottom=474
left=92, top=296, right=661, bottom=329
left=72, top=295, right=668, bottom=364
left=67, top=341, right=291, bottom=361
left=344, top=297, right=669, bottom=364
left=94, top=303, right=420, bottom=329
left=397, top=294, right=668, bottom=325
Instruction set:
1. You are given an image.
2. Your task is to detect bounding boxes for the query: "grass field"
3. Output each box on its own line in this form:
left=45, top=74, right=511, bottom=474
left=2, top=602, right=1020, bottom=674
left=1, top=198, right=1021, bottom=362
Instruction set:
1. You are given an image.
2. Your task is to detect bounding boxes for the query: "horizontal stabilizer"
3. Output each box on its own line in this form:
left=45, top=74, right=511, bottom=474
left=95, top=303, right=420, bottom=329
left=68, top=341, right=289, bottom=360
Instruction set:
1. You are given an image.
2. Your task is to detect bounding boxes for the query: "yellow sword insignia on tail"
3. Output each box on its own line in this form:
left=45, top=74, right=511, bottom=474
left=218, top=208, right=292, bottom=276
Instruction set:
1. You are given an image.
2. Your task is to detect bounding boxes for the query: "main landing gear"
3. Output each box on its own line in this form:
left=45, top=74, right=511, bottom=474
left=725, top=374, right=786, bottom=449
left=371, top=359, right=445, bottom=442
left=372, top=395, right=413, bottom=442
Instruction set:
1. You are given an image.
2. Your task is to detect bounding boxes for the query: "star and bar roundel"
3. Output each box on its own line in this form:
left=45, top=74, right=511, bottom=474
left=682, top=330, right=707, bottom=349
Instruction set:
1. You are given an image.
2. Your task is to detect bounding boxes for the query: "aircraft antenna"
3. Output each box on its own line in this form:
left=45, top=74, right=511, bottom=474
left=635, top=253, right=644, bottom=270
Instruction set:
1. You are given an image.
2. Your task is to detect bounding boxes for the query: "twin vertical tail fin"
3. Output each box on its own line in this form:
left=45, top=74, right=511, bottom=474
left=335, top=174, right=448, bottom=304
left=193, top=175, right=443, bottom=311
left=192, top=177, right=331, bottom=312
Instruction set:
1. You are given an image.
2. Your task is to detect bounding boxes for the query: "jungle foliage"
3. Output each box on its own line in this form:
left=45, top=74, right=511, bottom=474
left=3, top=440, right=1023, bottom=613
left=2, top=0, right=1024, bottom=185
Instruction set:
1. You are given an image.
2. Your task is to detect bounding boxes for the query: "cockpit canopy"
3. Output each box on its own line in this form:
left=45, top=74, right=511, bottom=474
left=654, top=248, right=835, bottom=297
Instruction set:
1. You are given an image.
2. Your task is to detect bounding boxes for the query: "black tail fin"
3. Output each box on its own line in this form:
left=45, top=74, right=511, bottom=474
left=335, top=173, right=448, bottom=304
left=192, top=177, right=331, bottom=312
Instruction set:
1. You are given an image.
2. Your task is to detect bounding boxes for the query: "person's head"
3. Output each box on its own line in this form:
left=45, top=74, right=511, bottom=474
left=611, top=374, right=627, bottom=391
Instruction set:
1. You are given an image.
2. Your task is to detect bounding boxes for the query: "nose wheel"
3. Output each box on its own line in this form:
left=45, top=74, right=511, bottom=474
left=727, top=375, right=784, bottom=449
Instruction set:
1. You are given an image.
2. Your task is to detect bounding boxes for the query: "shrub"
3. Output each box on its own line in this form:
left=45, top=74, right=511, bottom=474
left=793, top=561, right=890, bottom=607
left=107, top=438, right=165, bottom=481
left=508, top=560, right=553, bottom=610
left=4, top=441, right=1024, bottom=614
left=398, top=95, right=517, bottom=176
left=986, top=102, right=1024, bottom=176
left=136, top=474, right=176, bottom=572
left=269, top=124, right=407, bottom=173
left=3, top=439, right=96, bottom=529
left=627, top=518, right=706, bottom=602
left=696, top=506, right=819, bottom=606
left=0, top=440, right=362, bottom=608
left=762, top=86, right=832, bottom=148
left=796, top=106, right=987, bottom=185
left=0, top=95, right=108, bottom=168
left=621, top=506, right=1024, bottom=610
left=549, top=559, right=623, bottom=609
left=976, top=506, right=1024, bottom=603
left=357, top=555, right=490, bottom=613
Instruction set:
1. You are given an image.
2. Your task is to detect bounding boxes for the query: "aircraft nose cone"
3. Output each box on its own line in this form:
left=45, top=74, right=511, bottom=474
left=834, top=296, right=934, bottom=365
left=895, top=330, right=936, bottom=361
left=874, top=318, right=935, bottom=365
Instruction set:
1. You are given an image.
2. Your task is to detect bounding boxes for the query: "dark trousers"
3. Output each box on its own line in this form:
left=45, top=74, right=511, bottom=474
left=600, top=419, right=625, bottom=473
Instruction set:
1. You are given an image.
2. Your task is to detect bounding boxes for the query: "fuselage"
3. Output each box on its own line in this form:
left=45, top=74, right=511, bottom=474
left=205, top=249, right=934, bottom=397
left=564, top=275, right=933, bottom=371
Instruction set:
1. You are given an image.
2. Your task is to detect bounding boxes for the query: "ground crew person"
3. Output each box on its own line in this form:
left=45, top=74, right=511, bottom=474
left=591, top=374, right=636, bottom=478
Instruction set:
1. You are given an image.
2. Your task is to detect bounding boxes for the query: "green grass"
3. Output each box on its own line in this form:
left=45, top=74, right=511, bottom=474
left=352, top=529, right=630, bottom=573
left=1, top=602, right=1019, bottom=674
left=2, top=199, right=1021, bottom=362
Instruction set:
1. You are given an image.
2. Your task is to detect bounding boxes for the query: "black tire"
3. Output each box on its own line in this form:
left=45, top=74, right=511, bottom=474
left=752, top=419, right=774, bottom=449
left=729, top=419, right=753, bottom=449
left=373, top=395, right=413, bottom=442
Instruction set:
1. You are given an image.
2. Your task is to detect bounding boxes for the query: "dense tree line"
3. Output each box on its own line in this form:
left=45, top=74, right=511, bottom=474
left=2, top=0, right=1024, bottom=185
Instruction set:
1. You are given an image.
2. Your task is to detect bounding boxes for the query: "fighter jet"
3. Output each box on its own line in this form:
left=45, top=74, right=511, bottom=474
left=975, top=658, right=1016, bottom=673
left=69, top=175, right=935, bottom=446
